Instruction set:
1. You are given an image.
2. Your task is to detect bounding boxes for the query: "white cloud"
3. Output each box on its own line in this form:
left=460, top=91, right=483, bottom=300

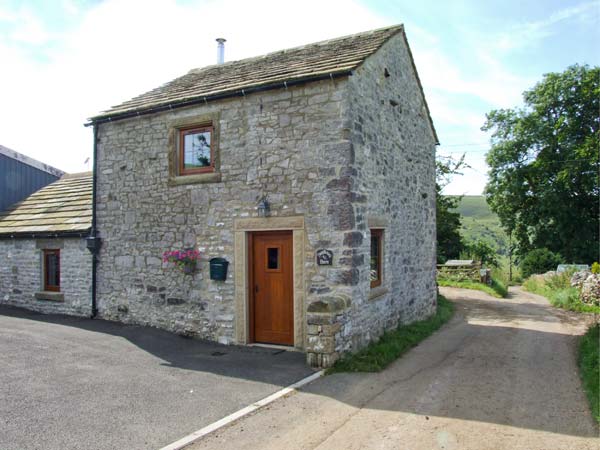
left=0, top=0, right=388, bottom=173
left=0, top=6, right=52, bottom=45
left=0, top=4, right=18, bottom=22
left=437, top=127, right=491, bottom=196
left=1, top=0, right=588, bottom=196
left=426, top=92, right=484, bottom=129
left=61, top=0, right=81, bottom=17
left=441, top=166, right=488, bottom=196
left=492, top=1, right=598, bottom=52
left=411, top=40, right=535, bottom=109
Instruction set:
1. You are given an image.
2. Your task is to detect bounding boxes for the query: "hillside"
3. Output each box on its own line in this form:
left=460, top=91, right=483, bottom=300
left=450, top=195, right=508, bottom=254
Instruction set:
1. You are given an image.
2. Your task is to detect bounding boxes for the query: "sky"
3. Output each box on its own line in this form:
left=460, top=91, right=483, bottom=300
left=0, top=0, right=598, bottom=195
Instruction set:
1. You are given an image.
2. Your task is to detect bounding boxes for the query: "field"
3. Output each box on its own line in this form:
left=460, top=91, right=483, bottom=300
left=450, top=195, right=508, bottom=254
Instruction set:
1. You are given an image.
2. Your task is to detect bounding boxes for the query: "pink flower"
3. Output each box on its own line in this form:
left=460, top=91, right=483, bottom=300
left=162, top=248, right=201, bottom=266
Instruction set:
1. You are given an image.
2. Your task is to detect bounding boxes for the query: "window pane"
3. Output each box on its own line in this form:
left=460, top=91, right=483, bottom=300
left=370, top=235, right=380, bottom=282
left=267, top=247, right=279, bottom=270
left=46, top=252, right=60, bottom=287
left=183, top=130, right=211, bottom=169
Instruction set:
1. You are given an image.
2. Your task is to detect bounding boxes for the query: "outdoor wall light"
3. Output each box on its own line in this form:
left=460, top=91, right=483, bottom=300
left=257, top=197, right=270, bottom=217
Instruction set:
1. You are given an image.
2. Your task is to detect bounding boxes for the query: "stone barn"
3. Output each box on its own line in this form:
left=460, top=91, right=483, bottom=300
left=88, top=25, right=438, bottom=367
left=0, top=172, right=93, bottom=316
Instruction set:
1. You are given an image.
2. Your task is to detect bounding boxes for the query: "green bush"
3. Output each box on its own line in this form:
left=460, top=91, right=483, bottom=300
left=520, top=248, right=563, bottom=278
left=545, top=271, right=571, bottom=290
left=591, top=262, right=600, bottom=274
left=463, top=239, right=500, bottom=267
left=551, top=287, right=582, bottom=309
left=523, top=273, right=600, bottom=313
left=490, top=278, right=508, bottom=297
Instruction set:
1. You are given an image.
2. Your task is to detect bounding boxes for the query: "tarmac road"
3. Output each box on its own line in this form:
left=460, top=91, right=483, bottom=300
left=0, top=306, right=314, bottom=450
left=190, top=286, right=598, bottom=450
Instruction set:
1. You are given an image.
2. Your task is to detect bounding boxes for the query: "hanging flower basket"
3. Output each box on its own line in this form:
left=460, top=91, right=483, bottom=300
left=163, top=249, right=200, bottom=274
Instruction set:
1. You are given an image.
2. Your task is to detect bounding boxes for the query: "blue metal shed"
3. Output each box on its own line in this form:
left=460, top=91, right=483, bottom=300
left=0, top=145, right=65, bottom=212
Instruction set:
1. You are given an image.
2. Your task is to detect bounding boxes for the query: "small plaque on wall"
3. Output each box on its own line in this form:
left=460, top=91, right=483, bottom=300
left=316, top=249, right=333, bottom=266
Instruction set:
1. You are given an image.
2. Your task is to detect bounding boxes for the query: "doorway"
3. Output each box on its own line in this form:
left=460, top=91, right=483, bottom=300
left=249, top=231, right=294, bottom=345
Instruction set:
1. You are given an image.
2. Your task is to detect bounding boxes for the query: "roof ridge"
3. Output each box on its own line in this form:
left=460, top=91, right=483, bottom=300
left=89, top=24, right=404, bottom=123
left=188, top=24, right=403, bottom=74
left=61, top=171, right=93, bottom=179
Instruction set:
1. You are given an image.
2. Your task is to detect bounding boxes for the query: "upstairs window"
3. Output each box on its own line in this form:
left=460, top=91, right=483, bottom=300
left=370, top=229, right=383, bottom=288
left=179, top=125, right=214, bottom=175
left=43, top=249, right=60, bottom=292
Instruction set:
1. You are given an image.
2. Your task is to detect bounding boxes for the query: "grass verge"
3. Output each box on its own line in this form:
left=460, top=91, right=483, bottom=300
left=523, top=274, right=600, bottom=314
left=328, top=295, right=454, bottom=373
left=579, top=324, right=599, bottom=423
left=437, top=278, right=508, bottom=298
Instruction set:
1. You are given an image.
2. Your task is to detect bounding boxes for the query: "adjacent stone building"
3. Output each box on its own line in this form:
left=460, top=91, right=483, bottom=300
left=0, top=173, right=93, bottom=316
left=89, top=25, right=438, bottom=367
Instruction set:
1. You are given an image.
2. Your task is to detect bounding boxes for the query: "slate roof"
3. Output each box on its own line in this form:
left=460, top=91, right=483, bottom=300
left=0, top=172, right=92, bottom=237
left=90, top=25, right=405, bottom=123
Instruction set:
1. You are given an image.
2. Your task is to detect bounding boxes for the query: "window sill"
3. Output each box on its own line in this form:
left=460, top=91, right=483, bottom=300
left=169, top=172, right=221, bottom=186
left=369, top=286, right=389, bottom=301
left=35, top=291, right=64, bottom=302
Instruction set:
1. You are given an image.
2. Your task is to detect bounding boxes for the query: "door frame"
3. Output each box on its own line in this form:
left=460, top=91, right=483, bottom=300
left=233, top=216, right=305, bottom=350
left=248, top=230, right=293, bottom=344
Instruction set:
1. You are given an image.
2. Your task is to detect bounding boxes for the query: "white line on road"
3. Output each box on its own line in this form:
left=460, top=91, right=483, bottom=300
left=159, top=370, right=325, bottom=450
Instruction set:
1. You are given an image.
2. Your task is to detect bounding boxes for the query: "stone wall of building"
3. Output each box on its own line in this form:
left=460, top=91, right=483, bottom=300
left=95, top=79, right=357, bottom=351
left=95, top=33, right=437, bottom=367
left=0, top=238, right=92, bottom=316
left=331, top=31, right=438, bottom=355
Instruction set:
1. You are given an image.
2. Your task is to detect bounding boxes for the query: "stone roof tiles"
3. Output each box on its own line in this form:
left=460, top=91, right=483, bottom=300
left=0, top=172, right=92, bottom=237
left=90, top=25, right=405, bottom=122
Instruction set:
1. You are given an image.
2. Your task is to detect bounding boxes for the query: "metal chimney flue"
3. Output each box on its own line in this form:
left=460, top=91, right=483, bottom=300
left=216, top=38, right=226, bottom=64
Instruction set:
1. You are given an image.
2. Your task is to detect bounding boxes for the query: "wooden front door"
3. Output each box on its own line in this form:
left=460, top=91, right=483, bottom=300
left=250, top=231, right=294, bottom=345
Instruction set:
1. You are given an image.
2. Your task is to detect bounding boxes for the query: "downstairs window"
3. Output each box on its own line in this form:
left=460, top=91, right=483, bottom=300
left=43, top=249, right=60, bottom=292
left=370, top=229, right=383, bottom=288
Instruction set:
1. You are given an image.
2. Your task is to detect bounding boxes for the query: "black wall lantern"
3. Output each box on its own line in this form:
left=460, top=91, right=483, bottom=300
left=257, top=196, right=270, bottom=217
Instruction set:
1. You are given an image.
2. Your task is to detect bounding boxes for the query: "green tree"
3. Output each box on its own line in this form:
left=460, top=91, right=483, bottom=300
left=520, top=248, right=563, bottom=278
left=436, top=155, right=466, bottom=263
left=483, top=64, right=599, bottom=263
left=464, top=239, right=500, bottom=268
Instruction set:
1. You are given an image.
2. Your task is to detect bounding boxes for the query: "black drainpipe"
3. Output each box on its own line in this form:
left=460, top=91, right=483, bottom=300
left=86, top=124, right=101, bottom=318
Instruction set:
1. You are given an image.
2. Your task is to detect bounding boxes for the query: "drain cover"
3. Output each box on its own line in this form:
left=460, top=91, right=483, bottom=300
left=211, top=351, right=226, bottom=357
